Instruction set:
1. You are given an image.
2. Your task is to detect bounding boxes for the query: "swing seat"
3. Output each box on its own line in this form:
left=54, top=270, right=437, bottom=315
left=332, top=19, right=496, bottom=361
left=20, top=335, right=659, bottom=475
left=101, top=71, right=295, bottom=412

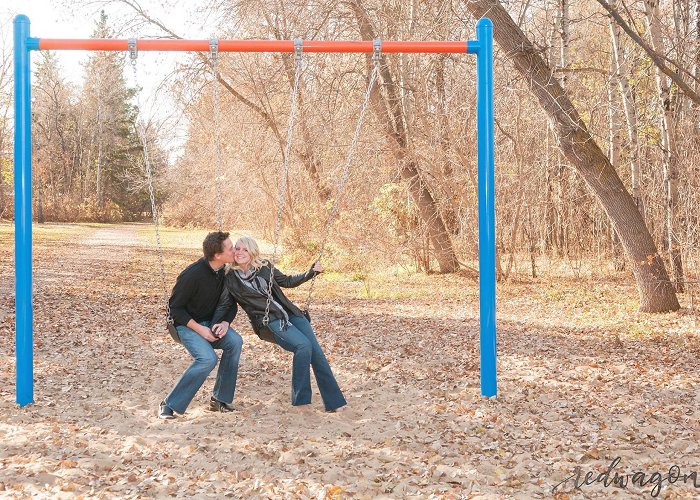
left=252, top=309, right=311, bottom=344
left=166, top=321, right=180, bottom=343
left=252, top=323, right=277, bottom=344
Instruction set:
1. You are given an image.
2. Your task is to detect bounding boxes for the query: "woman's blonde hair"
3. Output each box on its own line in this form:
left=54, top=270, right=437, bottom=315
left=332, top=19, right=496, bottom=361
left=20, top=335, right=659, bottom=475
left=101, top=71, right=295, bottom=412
left=231, top=235, right=265, bottom=271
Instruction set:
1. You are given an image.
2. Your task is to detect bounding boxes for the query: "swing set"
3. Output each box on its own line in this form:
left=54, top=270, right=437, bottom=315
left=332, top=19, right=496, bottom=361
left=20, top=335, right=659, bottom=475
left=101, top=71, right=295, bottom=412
left=12, top=14, right=497, bottom=406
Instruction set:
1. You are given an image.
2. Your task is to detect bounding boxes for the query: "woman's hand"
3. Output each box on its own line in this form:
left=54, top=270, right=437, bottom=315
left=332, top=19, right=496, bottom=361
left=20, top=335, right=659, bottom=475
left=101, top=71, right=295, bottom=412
left=312, top=261, right=324, bottom=274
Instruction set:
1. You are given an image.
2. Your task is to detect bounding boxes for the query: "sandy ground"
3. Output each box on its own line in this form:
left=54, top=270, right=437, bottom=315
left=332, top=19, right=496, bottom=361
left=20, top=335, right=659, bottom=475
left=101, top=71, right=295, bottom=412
left=1, top=223, right=699, bottom=499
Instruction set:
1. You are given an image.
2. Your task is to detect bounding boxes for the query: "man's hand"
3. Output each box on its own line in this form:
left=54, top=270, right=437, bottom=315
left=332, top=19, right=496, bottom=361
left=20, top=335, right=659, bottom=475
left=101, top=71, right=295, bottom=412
left=211, top=321, right=229, bottom=339
left=186, top=319, right=218, bottom=342
left=312, top=261, right=324, bottom=273
left=197, top=324, right=218, bottom=342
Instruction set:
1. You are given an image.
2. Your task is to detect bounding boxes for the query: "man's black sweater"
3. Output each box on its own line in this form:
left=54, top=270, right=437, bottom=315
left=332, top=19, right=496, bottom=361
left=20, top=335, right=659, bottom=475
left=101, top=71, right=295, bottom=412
left=168, top=258, right=237, bottom=327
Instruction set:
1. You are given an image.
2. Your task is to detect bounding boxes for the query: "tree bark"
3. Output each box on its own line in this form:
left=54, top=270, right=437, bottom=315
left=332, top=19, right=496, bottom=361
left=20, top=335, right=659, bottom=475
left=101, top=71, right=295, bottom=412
left=466, top=0, right=679, bottom=312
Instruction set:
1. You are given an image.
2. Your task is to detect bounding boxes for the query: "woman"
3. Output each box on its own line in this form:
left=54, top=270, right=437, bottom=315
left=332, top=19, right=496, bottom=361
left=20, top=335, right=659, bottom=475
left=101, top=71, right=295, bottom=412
left=212, top=236, right=347, bottom=413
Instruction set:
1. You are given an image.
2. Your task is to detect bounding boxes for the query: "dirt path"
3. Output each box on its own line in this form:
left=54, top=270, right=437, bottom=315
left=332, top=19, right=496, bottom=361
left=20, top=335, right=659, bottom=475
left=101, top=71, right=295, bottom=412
left=80, top=224, right=147, bottom=247
left=1, top=223, right=699, bottom=498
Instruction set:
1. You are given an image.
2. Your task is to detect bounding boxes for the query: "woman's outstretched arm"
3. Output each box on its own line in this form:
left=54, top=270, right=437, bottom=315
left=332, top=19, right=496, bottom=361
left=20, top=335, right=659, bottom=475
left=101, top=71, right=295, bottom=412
left=271, top=261, right=322, bottom=288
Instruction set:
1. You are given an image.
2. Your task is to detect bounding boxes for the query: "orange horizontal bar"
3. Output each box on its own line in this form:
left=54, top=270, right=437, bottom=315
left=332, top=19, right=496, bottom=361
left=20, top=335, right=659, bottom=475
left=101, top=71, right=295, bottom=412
left=39, top=39, right=128, bottom=51
left=38, top=38, right=470, bottom=54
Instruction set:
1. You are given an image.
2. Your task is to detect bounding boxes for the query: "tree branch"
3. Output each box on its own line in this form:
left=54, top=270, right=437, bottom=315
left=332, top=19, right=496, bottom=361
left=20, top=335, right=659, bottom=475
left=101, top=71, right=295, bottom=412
left=113, top=0, right=285, bottom=153
left=595, top=0, right=700, bottom=105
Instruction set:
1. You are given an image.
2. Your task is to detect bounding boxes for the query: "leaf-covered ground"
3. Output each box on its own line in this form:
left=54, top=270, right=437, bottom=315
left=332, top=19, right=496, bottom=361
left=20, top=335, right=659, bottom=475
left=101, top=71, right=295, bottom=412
left=0, top=223, right=699, bottom=499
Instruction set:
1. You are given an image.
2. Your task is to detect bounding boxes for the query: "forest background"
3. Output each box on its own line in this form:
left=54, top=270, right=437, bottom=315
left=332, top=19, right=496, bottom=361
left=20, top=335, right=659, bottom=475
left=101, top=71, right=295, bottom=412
left=1, top=0, right=699, bottom=314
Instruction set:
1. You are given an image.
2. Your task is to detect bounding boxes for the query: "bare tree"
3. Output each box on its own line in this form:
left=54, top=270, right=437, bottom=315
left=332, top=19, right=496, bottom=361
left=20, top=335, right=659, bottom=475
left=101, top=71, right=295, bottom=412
left=0, top=18, right=12, bottom=219
left=348, top=0, right=460, bottom=273
left=465, top=0, right=679, bottom=312
left=595, top=0, right=700, bottom=105
left=608, top=1, right=642, bottom=211
left=643, top=0, right=684, bottom=292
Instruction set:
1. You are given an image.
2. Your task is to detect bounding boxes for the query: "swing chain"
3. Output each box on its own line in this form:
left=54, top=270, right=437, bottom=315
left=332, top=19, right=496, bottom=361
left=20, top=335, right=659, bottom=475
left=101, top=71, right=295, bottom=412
left=263, top=38, right=304, bottom=326
left=210, top=36, right=224, bottom=231
left=302, top=40, right=382, bottom=315
left=129, top=42, right=173, bottom=325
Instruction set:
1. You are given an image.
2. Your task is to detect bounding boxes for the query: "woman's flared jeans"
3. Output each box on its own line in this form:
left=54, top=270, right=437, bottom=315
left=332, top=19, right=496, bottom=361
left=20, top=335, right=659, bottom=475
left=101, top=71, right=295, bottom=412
left=269, top=315, right=346, bottom=411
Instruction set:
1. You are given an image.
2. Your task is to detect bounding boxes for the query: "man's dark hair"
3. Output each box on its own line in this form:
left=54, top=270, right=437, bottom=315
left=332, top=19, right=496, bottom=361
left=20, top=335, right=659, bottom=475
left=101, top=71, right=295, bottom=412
left=203, top=231, right=230, bottom=261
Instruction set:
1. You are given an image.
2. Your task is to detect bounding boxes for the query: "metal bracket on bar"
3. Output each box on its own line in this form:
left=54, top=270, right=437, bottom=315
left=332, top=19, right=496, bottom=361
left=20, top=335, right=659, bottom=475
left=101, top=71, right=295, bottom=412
left=128, top=38, right=137, bottom=64
left=293, top=37, right=303, bottom=64
left=209, top=37, right=219, bottom=64
left=372, top=39, right=382, bottom=65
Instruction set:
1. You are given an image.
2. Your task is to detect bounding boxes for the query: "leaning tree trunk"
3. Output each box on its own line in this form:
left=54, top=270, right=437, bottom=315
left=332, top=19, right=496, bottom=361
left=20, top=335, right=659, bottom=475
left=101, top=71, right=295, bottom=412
left=350, top=0, right=460, bottom=273
left=466, top=0, right=679, bottom=312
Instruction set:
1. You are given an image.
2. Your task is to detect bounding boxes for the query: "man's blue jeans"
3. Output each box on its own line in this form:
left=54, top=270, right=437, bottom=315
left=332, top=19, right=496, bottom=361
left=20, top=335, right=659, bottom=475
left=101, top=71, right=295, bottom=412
left=269, top=315, right=346, bottom=411
left=164, top=321, right=243, bottom=414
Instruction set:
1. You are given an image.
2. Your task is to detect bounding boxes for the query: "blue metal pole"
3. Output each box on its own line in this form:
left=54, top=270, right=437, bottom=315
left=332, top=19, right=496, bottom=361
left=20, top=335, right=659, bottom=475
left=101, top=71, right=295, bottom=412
left=475, top=18, right=496, bottom=397
left=14, top=14, right=33, bottom=407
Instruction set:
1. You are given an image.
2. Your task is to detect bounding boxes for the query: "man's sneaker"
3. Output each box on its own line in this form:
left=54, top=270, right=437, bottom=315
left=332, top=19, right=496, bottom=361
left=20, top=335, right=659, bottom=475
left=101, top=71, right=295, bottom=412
left=209, top=396, right=234, bottom=412
left=159, top=401, right=176, bottom=420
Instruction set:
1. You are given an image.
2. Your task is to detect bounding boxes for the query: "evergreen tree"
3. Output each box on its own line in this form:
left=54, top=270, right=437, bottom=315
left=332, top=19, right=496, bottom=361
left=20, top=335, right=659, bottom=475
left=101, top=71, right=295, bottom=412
left=82, top=11, right=148, bottom=220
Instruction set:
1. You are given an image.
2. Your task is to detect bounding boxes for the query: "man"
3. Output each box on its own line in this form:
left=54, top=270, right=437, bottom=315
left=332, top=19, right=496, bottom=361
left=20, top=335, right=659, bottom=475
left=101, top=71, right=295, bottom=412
left=159, top=231, right=243, bottom=419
